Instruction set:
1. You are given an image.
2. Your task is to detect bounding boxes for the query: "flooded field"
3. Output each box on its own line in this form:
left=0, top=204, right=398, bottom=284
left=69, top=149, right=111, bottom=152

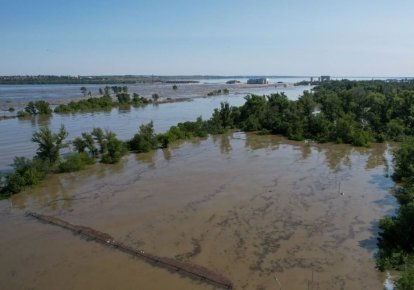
left=0, top=85, right=309, bottom=173
left=0, top=133, right=397, bottom=290
left=0, top=81, right=308, bottom=111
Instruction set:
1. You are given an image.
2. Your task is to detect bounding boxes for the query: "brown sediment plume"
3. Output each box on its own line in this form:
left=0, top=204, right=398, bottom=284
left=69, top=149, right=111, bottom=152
left=26, top=212, right=233, bottom=289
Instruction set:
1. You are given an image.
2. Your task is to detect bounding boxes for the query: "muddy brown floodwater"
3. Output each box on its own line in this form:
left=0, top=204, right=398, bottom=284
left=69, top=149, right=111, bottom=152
left=0, top=133, right=396, bottom=290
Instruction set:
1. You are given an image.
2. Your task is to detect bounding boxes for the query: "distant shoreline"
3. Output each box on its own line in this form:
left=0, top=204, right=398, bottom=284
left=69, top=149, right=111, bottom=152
left=0, top=75, right=411, bottom=85
left=0, top=75, right=311, bottom=85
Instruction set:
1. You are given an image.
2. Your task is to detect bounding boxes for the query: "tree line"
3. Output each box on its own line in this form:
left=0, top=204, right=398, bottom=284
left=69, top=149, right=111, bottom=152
left=377, top=137, right=414, bottom=289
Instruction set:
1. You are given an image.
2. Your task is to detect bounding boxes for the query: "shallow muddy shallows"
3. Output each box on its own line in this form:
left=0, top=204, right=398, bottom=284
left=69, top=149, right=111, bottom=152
left=0, top=133, right=396, bottom=290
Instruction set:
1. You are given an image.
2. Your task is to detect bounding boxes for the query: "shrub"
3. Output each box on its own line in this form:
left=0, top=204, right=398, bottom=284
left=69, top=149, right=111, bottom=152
left=393, top=137, right=414, bottom=183
left=177, top=117, right=208, bottom=137
left=351, top=129, right=371, bottom=147
left=129, top=122, right=158, bottom=152
left=152, top=93, right=160, bottom=102
left=17, top=110, right=30, bottom=118
left=5, top=172, right=26, bottom=194
left=3, top=157, right=48, bottom=194
left=24, top=101, right=52, bottom=115
left=59, top=153, right=94, bottom=172
left=101, top=132, right=127, bottom=164
left=116, top=93, right=131, bottom=104
left=396, top=262, right=414, bottom=290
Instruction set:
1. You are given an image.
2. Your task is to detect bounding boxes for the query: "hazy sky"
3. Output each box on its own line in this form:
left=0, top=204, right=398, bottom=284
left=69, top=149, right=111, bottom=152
left=1, top=0, right=413, bottom=76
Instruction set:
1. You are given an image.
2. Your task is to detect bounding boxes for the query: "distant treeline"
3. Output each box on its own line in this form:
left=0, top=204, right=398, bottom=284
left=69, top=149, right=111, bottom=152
left=0, top=75, right=307, bottom=85
left=0, top=75, right=160, bottom=84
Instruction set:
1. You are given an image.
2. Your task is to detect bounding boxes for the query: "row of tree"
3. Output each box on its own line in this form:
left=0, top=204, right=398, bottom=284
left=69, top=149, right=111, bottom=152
left=377, top=137, right=414, bottom=289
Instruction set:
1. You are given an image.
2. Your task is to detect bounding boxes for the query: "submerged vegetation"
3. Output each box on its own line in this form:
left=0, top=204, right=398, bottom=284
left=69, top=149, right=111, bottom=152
left=17, top=100, right=53, bottom=117
left=54, top=86, right=157, bottom=113
left=377, top=137, right=414, bottom=288
left=207, top=88, right=229, bottom=96
left=2, top=79, right=414, bottom=286
left=0, top=125, right=127, bottom=195
left=5, top=80, right=414, bottom=195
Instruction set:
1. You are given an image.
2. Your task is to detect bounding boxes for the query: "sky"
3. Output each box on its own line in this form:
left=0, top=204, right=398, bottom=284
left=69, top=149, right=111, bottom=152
left=0, top=0, right=413, bottom=76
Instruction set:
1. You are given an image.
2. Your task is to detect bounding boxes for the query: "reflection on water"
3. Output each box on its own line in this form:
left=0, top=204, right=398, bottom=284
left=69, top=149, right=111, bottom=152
left=0, top=132, right=398, bottom=290
left=212, top=134, right=232, bottom=155
left=135, top=151, right=157, bottom=168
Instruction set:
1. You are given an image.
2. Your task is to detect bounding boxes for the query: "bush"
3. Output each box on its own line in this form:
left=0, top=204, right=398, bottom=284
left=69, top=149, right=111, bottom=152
left=116, top=93, right=131, bottom=104
left=396, top=263, right=414, bottom=290
left=393, top=137, right=414, bottom=183
left=152, top=93, right=160, bottom=102
left=17, top=110, right=30, bottom=118
left=351, top=129, right=371, bottom=147
left=177, top=117, right=208, bottom=137
left=387, top=119, right=405, bottom=141
left=5, top=172, right=26, bottom=194
left=24, top=101, right=52, bottom=115
left=54, top=95, right=113, bottom=113
left=101, top=132, right=127, bottom=164
left=129, top=122, right=158, bottom=152
left=59, top=153, right=94, bottom=172
left=3, top=157, right=48, bottom=194
left=156, top=133, right=171, bottom=149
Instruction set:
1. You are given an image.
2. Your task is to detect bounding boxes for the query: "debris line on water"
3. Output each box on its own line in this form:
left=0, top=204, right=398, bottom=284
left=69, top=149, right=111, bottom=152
left=26, top=211, right=233, bottom=289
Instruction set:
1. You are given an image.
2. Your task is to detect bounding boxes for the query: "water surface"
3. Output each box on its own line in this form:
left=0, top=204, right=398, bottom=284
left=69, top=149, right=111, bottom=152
left=0, top=133, right=397, bottom=290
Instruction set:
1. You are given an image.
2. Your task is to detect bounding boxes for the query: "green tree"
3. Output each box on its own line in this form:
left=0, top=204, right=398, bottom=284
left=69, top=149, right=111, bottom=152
left=59, top=153, right=94, bottom=172
left=101, top=131, right=127, bottom=164
left=82, top=133, right=98, bottom=157
left=31, top=125, right=68, bottom=164
left=393, top=137, right=414, bottom=182
left=34, top=100, right=52, bottom=115
left=396, top=263, right=414, bottom=290
left=91, top=128, right=106, bottom=153
left=129, top=121, right=158, bottom=152
left=152, top=93, right=160, bottom=102
left=72, top=137, right=87, bottom=153
left=80, top=86, right=87, bottom=97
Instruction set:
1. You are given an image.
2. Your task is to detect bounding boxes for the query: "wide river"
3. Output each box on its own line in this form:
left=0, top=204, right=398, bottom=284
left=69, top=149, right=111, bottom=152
left=0, top=82, right=398, bottom=289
